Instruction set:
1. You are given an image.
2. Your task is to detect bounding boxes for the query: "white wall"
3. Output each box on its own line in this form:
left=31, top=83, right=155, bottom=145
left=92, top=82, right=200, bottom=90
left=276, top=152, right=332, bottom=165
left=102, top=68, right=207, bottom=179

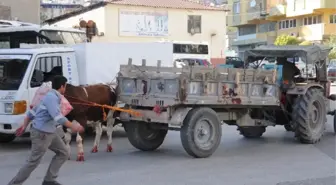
left=105, top=4, right=227, bottom=58
left=49, top=4, right=227, bottom=59
left=0, top=0, right=40, bottom=24
left=51, top=7, right=106, bottom=42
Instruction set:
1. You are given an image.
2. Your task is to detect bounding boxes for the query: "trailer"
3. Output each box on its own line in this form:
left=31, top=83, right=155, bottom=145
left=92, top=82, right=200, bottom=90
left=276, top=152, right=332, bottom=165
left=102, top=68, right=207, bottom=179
left=117, top=45, right=334, bottom=158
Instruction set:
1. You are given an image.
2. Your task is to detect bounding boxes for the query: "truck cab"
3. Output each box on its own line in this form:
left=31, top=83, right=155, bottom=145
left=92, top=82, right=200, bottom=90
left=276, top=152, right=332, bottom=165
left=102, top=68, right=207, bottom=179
left=0, top=47, right=79, bottom=142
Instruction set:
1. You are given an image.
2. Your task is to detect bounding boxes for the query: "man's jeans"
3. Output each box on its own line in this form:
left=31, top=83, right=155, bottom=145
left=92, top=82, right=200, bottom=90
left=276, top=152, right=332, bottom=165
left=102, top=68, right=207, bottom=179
left=8, top=127, right=69, bottom=185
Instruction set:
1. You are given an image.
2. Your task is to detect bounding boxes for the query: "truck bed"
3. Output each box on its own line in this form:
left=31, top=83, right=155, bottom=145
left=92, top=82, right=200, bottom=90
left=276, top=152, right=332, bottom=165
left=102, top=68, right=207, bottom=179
left=117, top=62, right=281, bottom=108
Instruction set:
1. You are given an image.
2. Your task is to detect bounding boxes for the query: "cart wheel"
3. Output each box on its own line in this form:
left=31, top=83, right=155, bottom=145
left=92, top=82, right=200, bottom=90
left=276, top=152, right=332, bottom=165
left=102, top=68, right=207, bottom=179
left=180, top=107, right=222, bottom=158
left=125, top=122, right=167, bottom=151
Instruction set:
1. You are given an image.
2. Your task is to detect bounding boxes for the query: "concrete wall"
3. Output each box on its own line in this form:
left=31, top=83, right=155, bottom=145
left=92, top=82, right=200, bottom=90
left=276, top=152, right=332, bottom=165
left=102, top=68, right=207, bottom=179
left=0, top=5, right=10, bottom=20
left=51, top=7, right=106, bottom=42
left=104, top=4, right=227, bottom=59
left=51, top=4, right=227, bottom=59
left=0, top=0, right=40, bottom=24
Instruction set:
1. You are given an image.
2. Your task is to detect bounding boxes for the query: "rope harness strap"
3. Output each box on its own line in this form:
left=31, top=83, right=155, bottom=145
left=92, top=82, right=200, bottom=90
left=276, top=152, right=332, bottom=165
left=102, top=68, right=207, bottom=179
left=65, top=95, right=142, bottom=121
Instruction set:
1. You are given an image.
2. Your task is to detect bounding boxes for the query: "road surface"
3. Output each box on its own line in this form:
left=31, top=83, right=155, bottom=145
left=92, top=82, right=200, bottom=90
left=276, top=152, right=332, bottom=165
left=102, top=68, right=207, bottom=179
left=0, top=119, right=335, bottom=185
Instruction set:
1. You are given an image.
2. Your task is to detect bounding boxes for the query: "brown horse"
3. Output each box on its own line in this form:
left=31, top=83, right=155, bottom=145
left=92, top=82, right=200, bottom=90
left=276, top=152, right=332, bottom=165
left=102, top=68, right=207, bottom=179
left=63, top=83, right=117, bottom=161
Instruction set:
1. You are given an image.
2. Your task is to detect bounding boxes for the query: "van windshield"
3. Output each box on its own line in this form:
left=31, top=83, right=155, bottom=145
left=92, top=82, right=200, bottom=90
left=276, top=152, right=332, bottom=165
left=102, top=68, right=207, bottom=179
left=0, top=54, right=31, bottom=90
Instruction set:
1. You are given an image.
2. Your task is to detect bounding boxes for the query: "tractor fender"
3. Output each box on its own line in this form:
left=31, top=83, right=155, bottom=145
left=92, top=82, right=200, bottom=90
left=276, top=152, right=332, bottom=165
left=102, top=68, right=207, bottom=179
left=286, top=84, right=324, bottom=95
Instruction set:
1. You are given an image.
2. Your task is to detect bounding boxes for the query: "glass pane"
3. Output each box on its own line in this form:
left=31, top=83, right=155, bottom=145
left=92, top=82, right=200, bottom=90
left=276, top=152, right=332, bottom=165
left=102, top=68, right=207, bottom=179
left=308, top=17, right=312, bottom=24
left=61, top=32, right=75, bottom=44
left=40, top=30, right=64, bottom=44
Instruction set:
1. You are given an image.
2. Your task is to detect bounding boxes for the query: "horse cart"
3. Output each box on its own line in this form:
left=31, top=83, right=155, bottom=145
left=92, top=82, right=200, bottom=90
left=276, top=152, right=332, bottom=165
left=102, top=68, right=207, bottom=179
left=117, top=45, right=334, bottom=158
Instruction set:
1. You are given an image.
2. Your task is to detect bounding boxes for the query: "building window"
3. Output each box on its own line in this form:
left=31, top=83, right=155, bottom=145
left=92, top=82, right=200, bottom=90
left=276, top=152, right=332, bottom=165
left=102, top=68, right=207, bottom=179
left=278, top=19, right=296, bottom=30
left=238, top=25, right=256, bottom=36
left=330, top=14, right=336, bottom=24
left=187, top=15, right=201, bottom=34
left=303, top=15, right=322, bottom=25
left=258, top=22, right=276, bottom=33
left=233, top=2, right=240, bottom=14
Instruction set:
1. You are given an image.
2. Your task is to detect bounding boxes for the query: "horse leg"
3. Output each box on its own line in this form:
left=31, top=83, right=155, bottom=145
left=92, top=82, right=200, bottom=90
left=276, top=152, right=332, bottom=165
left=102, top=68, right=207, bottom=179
left=91, top=121, right=102, bottom=153
left=64, top=128, right=72, bottom=160
left=106, top=110, right=115, bottom=152
left=76, top=132, right=84, bottom=161
left=74, top=119, right=86, bottom=162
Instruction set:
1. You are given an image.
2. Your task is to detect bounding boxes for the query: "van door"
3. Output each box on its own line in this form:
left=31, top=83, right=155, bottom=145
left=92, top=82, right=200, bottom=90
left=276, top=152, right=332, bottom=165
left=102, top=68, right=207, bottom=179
left=62, top=52, right=79, bottom=86
left=28, top=53, right=64, bottom=105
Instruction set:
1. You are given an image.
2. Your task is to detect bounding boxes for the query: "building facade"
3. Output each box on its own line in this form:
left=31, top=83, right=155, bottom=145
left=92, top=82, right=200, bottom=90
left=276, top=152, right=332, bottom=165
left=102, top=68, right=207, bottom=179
left=40, top=3, right=83, bottom=22
left=0, top=0, right=40, bottom=24
left=227, top=0, right=336, bottom=59
left=44, top=0, right=227, bottom=62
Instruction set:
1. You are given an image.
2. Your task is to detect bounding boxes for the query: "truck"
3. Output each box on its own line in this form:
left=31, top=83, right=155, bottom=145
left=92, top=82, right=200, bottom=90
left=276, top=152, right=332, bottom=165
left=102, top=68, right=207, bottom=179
left=0, top=42, right=174, bottom=142
left=117, top=45, right=335, bottom=158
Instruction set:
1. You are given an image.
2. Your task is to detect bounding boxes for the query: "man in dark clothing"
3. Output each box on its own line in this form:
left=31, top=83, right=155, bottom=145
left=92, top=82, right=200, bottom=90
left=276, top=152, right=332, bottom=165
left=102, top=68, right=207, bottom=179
left=277, top=57, right=301, bottom=82
left=8, top=75, right=84, bottom=185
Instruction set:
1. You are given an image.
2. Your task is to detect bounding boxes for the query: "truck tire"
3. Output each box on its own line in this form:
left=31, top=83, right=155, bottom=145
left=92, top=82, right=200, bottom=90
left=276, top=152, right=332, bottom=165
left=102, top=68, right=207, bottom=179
left=180, top=108, right=222, bottom=158
left=238, top=126, right=266, bottom=138
left=125, top=122, right=167, bottom=151
left=292, top=88, right=326, bottom=144
left=0, top=133, right=16, bottom=143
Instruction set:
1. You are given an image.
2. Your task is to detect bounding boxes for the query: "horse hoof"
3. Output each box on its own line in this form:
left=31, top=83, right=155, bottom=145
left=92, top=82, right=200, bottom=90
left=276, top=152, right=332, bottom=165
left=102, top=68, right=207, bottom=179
left=76, top=153, right=85, bottom=161
left=106, top=145, right=113, bottom=152
left=91, top=146, right=98, bottom=153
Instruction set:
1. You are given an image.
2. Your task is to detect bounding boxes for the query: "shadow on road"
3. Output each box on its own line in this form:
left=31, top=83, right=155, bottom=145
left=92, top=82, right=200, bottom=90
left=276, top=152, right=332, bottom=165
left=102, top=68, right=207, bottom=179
left=0, top=129, right=128, bottom=151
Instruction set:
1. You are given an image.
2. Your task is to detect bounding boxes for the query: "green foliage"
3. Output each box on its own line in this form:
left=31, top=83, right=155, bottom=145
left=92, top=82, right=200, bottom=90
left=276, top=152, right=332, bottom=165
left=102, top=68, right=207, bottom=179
left=325, top=35, right=336, bottom=59
left=274, top=34, right=301, bottom=46
left=329, top=50, right=336, bottom=59
left=299, top=41, right=312, bottom=46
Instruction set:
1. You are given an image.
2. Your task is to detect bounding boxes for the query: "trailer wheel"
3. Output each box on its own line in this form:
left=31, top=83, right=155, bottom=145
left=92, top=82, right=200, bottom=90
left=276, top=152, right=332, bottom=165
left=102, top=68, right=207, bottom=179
left=180, top=108, right=222, bottom=158
left=125, top=122, right=167, bottom=151
left=0, top=133, right=16, bottom=143
left=238, top=126, right=266, bottom=138
left=292, top=88, right=326, bottom=144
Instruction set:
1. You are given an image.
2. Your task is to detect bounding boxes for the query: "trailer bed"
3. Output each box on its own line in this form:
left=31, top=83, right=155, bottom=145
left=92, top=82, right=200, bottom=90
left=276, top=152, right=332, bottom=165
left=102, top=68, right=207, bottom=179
left=117, top=61, right=281, bottom=108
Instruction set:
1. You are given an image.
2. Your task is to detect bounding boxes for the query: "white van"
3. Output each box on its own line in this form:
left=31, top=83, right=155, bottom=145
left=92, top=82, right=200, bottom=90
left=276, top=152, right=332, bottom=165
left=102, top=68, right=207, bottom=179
left=0, top=42, right=174, bottom=142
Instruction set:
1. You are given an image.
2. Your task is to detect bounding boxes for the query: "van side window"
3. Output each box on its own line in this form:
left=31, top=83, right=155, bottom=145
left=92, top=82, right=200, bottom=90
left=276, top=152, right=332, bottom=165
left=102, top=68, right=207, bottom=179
left=30, top=56, right=63, bottom=87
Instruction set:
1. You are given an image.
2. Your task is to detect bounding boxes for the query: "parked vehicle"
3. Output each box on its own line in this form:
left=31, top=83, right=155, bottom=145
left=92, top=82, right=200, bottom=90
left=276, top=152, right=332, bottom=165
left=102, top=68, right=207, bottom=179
left=225, top=56, right=244, bottom=68
left=248, top=57, right=276, bottom=69
left=0, top=42, right=175, bottom=143
left=327, top=59, right=336, bottom=82
left=117, top=45, right=334, bottom=158
left=0, top=20, right=87, bottom=49
left=157, top=40, right=210, bottom=63
left=174, top=58, right=211, bottom=68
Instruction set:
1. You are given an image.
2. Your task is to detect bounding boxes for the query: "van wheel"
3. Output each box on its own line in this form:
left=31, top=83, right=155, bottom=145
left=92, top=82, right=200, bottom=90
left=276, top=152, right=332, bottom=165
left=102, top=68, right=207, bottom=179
left=0, top=133, right=16, bottom=143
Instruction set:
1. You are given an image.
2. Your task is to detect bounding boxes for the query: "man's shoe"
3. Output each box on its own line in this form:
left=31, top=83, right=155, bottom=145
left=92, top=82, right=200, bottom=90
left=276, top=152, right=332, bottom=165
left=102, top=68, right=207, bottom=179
left=42, top=181, right=62, bottom=185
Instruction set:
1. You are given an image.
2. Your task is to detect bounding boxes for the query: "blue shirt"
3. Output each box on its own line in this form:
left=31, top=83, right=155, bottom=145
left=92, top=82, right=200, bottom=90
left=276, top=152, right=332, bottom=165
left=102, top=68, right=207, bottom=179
left=27, top=89, right=69, bottom=133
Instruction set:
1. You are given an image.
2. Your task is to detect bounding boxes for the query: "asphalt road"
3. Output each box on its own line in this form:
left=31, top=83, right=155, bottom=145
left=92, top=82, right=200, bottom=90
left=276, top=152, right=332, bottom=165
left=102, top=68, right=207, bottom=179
left=0, top=119, right=335, bottom=185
